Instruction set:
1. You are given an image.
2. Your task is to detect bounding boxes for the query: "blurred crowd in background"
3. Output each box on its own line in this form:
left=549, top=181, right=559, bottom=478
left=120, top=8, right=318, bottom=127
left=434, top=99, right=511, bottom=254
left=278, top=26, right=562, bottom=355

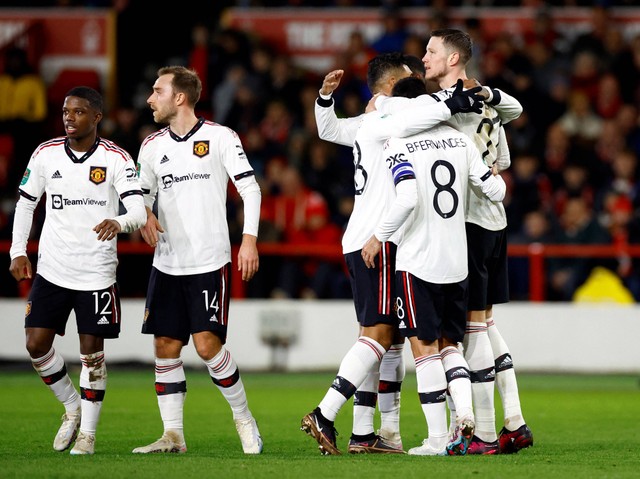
left=1, top=1, right=640, bottom=302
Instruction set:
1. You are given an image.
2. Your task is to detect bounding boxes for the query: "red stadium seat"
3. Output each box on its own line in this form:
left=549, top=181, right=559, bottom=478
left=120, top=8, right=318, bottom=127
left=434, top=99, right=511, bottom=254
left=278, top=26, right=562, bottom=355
left=48, top=68, right=101, bottom=106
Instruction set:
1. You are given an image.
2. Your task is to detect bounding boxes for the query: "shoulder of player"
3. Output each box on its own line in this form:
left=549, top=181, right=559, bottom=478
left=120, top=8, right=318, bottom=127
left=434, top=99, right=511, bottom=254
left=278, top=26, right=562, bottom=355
left=97, top=137, right=134, bottom=162
left=200, top=119, right=240, bottom=138
left=32, top=136, right=66, bottom=158
left=140, top=126, right=170, bottom=150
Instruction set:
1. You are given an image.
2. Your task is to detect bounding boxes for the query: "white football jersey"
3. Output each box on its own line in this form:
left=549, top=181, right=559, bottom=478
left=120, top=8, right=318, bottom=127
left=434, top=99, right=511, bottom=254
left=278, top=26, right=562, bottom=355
left=383, top=124, right=505, bottom=284
left=138, top=119, right=259, bottom=275
left=314, top=96, right=452, bottom=254
left=16, top=136, right=142, bottom=290
left=431, top=87, right=517, bottom=231
left=378, top=87, right=521, bottom=231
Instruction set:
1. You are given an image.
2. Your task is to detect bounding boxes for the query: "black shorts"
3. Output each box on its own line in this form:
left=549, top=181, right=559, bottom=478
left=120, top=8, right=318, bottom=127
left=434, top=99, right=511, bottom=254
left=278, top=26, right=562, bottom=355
left=142, top=265, right=231, bottom=344
left=344, top=242, right=397, bottom=327
left=395, top=271, right=468, bottom=343
left=25, top=274, right=121, bottom=338
left=466, top=222, right=509, bottom=311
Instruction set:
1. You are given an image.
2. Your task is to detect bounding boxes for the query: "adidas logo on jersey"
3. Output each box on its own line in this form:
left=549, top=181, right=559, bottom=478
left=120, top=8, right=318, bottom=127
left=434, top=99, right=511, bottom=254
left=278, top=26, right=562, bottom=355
left=51, top=170, right=62, bottom=179
left=209, top=315, right=218, bottom=322
left=160, top=155, right=170, bottom=164
left=97, top=316, right=110, bottom=325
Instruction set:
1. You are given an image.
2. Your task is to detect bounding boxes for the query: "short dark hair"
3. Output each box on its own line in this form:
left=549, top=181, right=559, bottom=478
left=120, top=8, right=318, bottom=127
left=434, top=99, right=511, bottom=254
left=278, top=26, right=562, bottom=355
left=392, top=76, right=427, bottom=99
left=65, top=86, right=103, bottom=113
left=403, top=54, right=425, bottom=78
left=430, top=28, right=473, bottom=65
left=158, top=65, right=202, bottom=107
left=366, top=52, right=407, bottom=95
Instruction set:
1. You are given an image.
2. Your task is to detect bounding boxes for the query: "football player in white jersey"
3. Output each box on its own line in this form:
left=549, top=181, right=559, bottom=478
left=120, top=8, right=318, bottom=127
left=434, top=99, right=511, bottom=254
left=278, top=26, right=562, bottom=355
left=375, top=29, right=533, bottom=454
left=9, top=86, right=146, bottom=455
left=302, top=53, right=484, bottom=455
left=131, top=66, right=263, bottom=455
left=363, top=76, right=506, bottom=456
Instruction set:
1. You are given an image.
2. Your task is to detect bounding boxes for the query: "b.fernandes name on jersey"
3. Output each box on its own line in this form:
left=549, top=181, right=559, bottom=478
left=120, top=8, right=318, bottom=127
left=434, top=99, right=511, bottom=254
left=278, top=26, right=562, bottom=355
left=405, top=137, right=467, bottom=153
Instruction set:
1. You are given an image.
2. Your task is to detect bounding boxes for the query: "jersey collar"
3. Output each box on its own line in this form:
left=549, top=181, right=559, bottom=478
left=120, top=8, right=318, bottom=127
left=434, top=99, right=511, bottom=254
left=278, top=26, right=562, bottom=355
left=168, top=118, right=205, bottom=142
left=64, top=137, right=101, bottom=164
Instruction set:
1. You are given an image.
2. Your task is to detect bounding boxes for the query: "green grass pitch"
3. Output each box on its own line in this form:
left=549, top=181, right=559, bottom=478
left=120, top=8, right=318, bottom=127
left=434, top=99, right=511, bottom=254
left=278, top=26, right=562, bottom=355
left=0, top=367, right=638, bottom=478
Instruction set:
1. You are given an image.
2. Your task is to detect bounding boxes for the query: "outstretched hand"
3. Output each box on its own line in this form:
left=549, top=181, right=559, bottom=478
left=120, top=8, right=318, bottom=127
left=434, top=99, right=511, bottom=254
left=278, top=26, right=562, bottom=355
left=320, top=70, right=344, bottom=96
left=444, top=78, right=484, bottom=115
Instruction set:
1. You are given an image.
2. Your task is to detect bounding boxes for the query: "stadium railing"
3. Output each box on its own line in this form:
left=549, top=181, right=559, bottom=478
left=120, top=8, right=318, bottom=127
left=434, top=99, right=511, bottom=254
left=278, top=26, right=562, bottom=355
left=1, top=240, right=639, bottom=301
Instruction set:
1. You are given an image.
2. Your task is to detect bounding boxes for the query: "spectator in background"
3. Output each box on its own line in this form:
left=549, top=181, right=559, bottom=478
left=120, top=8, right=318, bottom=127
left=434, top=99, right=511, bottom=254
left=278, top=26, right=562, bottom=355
left=608, top=30, right=640, bottom=104
left=509, top=210, right=555, bottom=300
left=504, top=152, right=551, bottom=234
left=268, top=55, right=306, bottom=123
left=209, top=28, right=252, bottom=90
left=568, top=51, right=601, bottom=105
left=370, top=6, right=409, bottom=54
left=548, top=197, right=613, bottom=301
left=551, top=160, right=594, bottom=218
left=556, top=90, right=603, bottom=144
left=595, top=73, right=623, bottom=120
left=524, top=9, right=570, bottom=56
left=570, top=5, right=613, bottom=61
left=261, top=165, right=342, bottom=299
left=595, top=119, right=626, bottom=167
left=105, top=105, right=142, bottom=160
left=188, top=22, right=213, bottom=112
left=615, top=104, right=640, bottom=155
left=0, top=46, right=47, bottom=191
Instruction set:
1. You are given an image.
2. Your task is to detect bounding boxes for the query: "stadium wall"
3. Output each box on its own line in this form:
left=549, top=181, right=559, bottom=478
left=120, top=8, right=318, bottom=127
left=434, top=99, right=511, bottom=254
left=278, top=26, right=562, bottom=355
left=1, top=299, right=638, bottom=374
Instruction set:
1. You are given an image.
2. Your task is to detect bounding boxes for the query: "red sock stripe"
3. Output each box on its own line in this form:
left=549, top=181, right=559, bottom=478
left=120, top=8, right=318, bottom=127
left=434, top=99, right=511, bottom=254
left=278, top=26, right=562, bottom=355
left=415, top=354, right=440, bottom=369
left=155, top=360, right=183, bottom=374
left=209, top=349, right=231, bottom=374
left=465, top=323, right=487, bottom=334
left=358, top=337, right=384, bottom=361
left=80, top=353, right=104, bottom=368
left=32, top=348, right=56, bottom=369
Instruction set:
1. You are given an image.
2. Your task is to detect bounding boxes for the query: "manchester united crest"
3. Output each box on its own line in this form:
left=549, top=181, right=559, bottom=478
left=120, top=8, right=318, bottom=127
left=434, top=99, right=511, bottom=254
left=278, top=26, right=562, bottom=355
left=25, top=301, right=32, bottom=317
left=193, top=140, right=209, bottom=158
left=89, top=166, right=107, bottom=185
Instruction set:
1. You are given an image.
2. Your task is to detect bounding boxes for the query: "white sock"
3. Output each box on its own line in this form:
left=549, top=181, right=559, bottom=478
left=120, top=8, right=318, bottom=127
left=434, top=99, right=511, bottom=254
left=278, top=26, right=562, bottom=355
left=446, top=393, right=456, bottom=438
left=440, top=346, right=473, bottom=423
left=464, top=322, right=497, bottom=442
left=319, top=337, right=385, bottom=422
left=487, top=317, right=525, bottom=430
left=415, top=354, right=448, bottom=447
left=205, top=347, right=251, bottom=421
left=155, top=357, right=186, bottom=436
left=78, top=351, right=107, bottom=436
left=352, top=368, right=378, bottom=436
left=32, top=348, right=80, bottom=413
left=378, top=342, right=404, bottom=435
